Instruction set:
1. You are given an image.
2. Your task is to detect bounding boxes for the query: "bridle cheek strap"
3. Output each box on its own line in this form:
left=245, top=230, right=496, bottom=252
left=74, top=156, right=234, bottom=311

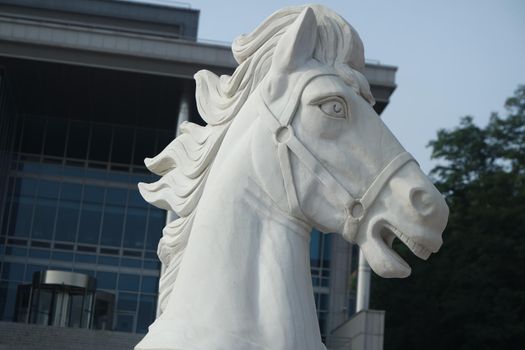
left=256, top=83, right=415, bottom=243
left=342, top=151, right=414, bottom=242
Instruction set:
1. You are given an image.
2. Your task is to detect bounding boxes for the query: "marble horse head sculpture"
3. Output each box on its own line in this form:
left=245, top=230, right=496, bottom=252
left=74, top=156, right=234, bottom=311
left=136, top=5, right=449, bottom=350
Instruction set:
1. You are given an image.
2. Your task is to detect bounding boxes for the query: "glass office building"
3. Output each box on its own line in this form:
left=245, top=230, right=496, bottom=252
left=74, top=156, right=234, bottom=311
left=311, top=230, right=335, bottom=333
left=0, top=57, right=190, bottom=333
left=0, top=0, right=397, bottom=343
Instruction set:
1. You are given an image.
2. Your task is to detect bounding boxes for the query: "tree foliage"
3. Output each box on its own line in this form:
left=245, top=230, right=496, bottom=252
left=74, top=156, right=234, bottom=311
left=371, top=86, right=525, bottom=350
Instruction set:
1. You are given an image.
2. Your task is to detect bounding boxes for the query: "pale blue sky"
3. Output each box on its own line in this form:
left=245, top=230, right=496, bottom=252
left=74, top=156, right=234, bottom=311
left=187, top=0, right=524, bottom=173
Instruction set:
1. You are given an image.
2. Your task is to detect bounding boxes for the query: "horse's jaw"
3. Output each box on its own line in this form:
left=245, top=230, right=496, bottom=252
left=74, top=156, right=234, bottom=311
left=354, top=162, right=449, bottom=278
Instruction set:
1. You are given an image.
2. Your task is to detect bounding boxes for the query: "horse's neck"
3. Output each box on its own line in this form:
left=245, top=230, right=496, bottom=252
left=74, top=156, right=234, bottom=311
left=157, top=128, right=324, bottom=349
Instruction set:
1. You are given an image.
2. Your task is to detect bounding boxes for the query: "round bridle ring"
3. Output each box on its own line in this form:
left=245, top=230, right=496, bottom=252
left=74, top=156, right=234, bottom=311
left=349, top=201, right=365, bottom=220
left=274, top=126, right=293, bottom=144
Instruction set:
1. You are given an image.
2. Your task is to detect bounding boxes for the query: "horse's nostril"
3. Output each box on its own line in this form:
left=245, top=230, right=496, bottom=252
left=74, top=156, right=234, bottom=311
left=410, top=188, right=435, bottom=216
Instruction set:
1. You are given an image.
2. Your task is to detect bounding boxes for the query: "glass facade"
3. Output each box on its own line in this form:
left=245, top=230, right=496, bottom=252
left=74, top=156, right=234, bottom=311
left=310, top=229, right=333, bottom=334
left=0, top=113, right=173, bottom=333
left=0, top=53, right=201, bottom=333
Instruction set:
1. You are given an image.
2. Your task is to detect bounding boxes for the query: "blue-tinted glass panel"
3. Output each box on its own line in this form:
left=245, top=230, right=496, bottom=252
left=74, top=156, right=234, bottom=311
left=142, top=260, right=159, bottom=270
left=312, top=277, right=320, bottom=287
left=9, top=197, right=33, bottom=237
left=61, top=164, right=85, bottom=178
left=136, top=295, right=155, bottom=333
left=40, top=163, right=63, bottom=177
left=118, top=274, right=139, bottom=292
left=5, top=247, right=27, bottom=257
left=98, top=256, right=119, bottom=266
left=128, top=190, right=146, bottom=208
left=321, top=277, right=330, bottom=287
left=117, top=292, right=137, bottom=311
left=51, top=251, right=73, bottom=261
left=19, top=178, right=37, bottom=196
left=29, top=249, right=50, bottom=259
left=123, top=208, right=146, bottom=248
left=83, top=186, right=104, bottom=203
left=310, top=229, right=321, bottom=267
left=60, top=183, right=82, bottom=201
left=106, top=188, right=126, bottom=206
left=144, top=252, right=157, bottom=259
left=141, top=276, right=158, bottom=294
left=100, top=248, right=119, bottom=255
left=116, top=313, right=134, bottom=332
left=320, top=293, right=330, bottom=311
left=146, top=211, right=164, bottom=250
left=1, top=262, right=25, bottom=281
left=84, top=168, right=107, bottom=181
left=122, top=250, right=141, bottom=257
left=323, top=233, right=332, bottom=265
left=107, top=171, right=129, bottom=183
left=96, top=271, right=117, bottom=290
left=78, top=203, right=101, bottom=244
left=20, top=161, right=40, bottom=173
left=74, top=253, right=96, bottom=264
left=0, top=281, right=19, bottom=321
left=37, top=180, right=59, bottom=199
left=55, top=201, right=79, bottom=242
left=100, top=206, right=124, bottom=247
left=121, top=258, right=141, bottom=268
left=32, top=198, right=57, bottom=240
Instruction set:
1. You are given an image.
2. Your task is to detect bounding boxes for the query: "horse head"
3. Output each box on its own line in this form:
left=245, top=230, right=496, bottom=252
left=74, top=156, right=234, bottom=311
left=136, top=5, right=450, bottom=349
left=251, top=7, right=448, bottom=278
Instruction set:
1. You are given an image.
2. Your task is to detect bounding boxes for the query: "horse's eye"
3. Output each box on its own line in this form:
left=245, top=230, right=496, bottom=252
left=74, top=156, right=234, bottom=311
left=319, top=99, right=347, bottom=119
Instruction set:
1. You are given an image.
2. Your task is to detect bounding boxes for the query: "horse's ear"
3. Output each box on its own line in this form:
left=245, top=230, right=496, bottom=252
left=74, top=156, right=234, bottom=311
left=272, top=7, right=317, bottom=72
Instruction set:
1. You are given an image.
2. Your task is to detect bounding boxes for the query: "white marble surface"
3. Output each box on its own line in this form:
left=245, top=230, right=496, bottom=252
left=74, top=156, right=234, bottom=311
left=136, top=5, right=448, bottom=350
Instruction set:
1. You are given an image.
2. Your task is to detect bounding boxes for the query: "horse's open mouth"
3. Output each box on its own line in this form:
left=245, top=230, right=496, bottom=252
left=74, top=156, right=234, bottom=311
left=380, top=222, right=432, bottom=260
left=372, top=221, right=433, bottom=276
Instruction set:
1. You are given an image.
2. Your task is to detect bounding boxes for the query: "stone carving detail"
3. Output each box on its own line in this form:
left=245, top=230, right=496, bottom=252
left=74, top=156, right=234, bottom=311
left=136, top=5, right=448, bottom=350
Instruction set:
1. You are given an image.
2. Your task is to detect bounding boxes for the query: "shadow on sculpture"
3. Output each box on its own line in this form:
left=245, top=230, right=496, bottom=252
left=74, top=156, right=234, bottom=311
left=136, top=5, right=449, bottom=350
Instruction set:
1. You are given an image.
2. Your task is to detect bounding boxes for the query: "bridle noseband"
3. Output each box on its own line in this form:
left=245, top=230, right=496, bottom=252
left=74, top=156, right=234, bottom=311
left=256, top=69, right=414, bottom=243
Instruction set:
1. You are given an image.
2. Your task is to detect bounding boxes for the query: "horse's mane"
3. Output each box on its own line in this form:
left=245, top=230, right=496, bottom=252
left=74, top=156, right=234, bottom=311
left=138, top=5, right=374, bottom=314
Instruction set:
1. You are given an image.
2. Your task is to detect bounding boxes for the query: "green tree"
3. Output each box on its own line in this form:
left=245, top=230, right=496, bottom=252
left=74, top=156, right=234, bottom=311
left=371, top=86, right=525, bottom=350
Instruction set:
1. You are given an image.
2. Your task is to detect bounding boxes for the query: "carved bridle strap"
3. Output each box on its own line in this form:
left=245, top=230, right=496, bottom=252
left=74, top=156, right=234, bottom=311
left=256, top=71, right=414, bottom=243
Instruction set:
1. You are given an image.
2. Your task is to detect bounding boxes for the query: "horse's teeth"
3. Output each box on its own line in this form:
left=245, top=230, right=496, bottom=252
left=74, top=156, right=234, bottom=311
left=393, top=227, right=431, bottom=260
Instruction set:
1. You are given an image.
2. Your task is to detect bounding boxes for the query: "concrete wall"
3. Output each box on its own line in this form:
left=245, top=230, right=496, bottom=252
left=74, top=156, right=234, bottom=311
left=0, top=0, right=200, bottom=39
left=0, top=321, right=144, bottom=350
left=329, top=310, right=385, bottom=350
